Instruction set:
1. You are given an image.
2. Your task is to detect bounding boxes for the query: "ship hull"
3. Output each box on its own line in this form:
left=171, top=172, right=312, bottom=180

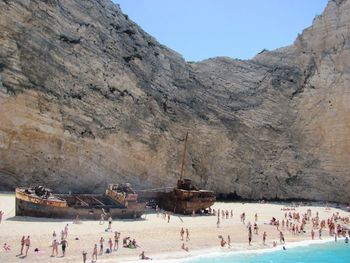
left=16, top=198, right=145, bottom=219
left=157, top=192, right=215, bottom=214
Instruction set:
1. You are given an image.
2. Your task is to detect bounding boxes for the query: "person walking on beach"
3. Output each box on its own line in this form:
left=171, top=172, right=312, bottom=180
left=167, top=213, right=170, bottom=223
left=99, top=237, right=104, bottom=254
left=186, top=228, right=190, bottom=241
left=92, top=244, right=98, bottom=262
left=279, top=231, right=285, bottom=244
left=24, top=236, right=30, bottom=257
left=19, top=236, right=25, bottom=255
left=254, top=213, right=258, bottom=222
left=180, top=228, right=185, bottom=241
left=263, top=232, right=267, bottom=245
left=217, top=217, right=220, bottom=228
left=227, top=235, right=231, bottom=248
left=311, top=229, right=315, bottom=240
left=319, top=228, right=322, bottom=239
left=248, top=231, right=252, bottom=246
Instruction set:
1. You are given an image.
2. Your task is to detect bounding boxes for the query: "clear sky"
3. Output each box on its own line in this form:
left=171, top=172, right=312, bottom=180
left=114, top=0, right=328, bottom=62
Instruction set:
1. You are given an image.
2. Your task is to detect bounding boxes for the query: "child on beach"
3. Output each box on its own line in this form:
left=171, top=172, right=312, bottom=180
left=3, top=243, right=11, bottom=251
left=139, top=251, right=152, bottom=260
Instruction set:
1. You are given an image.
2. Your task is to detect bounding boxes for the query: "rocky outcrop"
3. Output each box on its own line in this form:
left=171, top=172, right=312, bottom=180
left=0, top=0, right=349, bottom=202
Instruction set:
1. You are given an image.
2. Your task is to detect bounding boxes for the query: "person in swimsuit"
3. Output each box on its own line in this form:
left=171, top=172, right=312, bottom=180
left=82, top=250, right=87, bottom=263
left=24, top=236, right=30, bottom=257
left=108, top=238, right=113, bottom=253
left=180, top=228, right=184, bottom=241
left=20, top=236, right=25, bottom=255
left=51, top=239, right=59, bottom=257
left=99, top=237, right=104, bottom=254
left=263, top=232, right=267, bottom=245
left=92, top=244, right=98, bottom=261
left=114, top=231, right=120, bottom=250
left=139, top=251, right=151, bottom=260
left=186, top=228, right=190, bottom=241
left=61, top=239, right=68, bottom=257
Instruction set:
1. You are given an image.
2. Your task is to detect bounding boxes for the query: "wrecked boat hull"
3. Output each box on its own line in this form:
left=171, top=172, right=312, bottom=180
left=15, top=188, right=146, bottom=219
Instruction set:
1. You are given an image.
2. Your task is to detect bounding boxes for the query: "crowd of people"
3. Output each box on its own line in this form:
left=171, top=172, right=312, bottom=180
left=1, top=203, right=350, bottom=262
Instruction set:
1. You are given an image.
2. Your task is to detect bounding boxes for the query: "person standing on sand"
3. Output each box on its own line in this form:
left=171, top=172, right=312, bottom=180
left=20, top=236, right=25, bottom=255
left=180, top=228, right=184, bottom=241
left=51, top=239, right=59, bottom=257
left=64, top=224, right=69, bottom=238
left=108, top=238, right=113, bottom=253
left=114, top=231, right=120, bottom=250
left=186, top=228, right=190, bottom=241
left=100, top=213, right=105, bottom=225
left=92, top=244, right=98, bottom=262
left=167, top=213, right=170, bottom=223
left=82, top=250, right=87, bottom=263
left=108, top=216, right=112, bottom=230
left=61, top=239, right=68, bottom=257
left=217, top=217, right=220, bottom=228
left=319, top=228, right=322, bottom=239
left=254, top=213, right=258, bottom=222
left=263, top=232, right=267, bottom=245
left=99, top=237, right=104, bottom=254
left=311, top=229, right=315, bottom=240
left=24, top=236, right=30, bottom=257
left=227, top=235, right=231, bottom=248
left=248, top=231, right=252, bottom=246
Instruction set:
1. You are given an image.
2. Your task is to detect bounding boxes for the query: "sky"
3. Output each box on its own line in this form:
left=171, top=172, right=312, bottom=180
left=114, top=0, right=328, bottom=62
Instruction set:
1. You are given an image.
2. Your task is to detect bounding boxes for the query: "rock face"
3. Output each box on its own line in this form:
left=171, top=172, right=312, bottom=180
left=0, top=0, right=349, bottom=202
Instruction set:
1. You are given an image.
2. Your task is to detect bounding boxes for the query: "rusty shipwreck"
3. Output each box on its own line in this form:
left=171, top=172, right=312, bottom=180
left=15, top=184, right=146, bottom=219
left=138, top=133, right=216, bottom=214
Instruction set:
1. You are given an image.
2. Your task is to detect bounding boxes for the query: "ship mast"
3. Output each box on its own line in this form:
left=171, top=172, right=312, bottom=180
left=179, top=132, right=189, bottom=181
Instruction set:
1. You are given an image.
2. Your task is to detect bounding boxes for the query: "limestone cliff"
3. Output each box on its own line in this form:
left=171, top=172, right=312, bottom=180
left=0, top=0, right=349, bottom=202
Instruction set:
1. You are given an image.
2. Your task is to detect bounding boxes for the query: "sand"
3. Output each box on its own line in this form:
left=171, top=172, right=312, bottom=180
left=0, top=193, right=349, bottom=262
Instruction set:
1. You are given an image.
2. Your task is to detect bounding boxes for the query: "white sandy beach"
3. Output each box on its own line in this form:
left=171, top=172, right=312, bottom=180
left=0, top=193, right=349, bottom=263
